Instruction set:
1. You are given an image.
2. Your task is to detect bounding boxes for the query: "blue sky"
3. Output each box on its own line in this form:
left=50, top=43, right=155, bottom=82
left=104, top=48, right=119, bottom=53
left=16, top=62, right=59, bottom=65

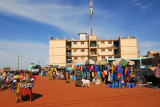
left=0, top=0, right=160, bottom=70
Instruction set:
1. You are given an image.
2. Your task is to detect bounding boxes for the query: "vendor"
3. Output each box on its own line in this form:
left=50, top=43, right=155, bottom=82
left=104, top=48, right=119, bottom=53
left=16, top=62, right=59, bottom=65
left=0, top=72, right=5, bottom=90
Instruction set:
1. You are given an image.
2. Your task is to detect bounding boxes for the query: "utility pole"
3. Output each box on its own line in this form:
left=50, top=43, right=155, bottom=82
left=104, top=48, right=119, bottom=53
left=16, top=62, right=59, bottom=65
left=138, top=44, right=140, bottom=57
left=90, top=0, right=93, bottom=35
left=18, top=55, right=23, bottom=71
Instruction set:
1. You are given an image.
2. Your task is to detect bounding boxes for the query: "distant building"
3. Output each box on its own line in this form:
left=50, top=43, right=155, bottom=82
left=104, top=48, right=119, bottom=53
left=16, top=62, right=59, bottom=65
left=142, top=51, right=160, bottom=67
left=49, top=34, right=137, bottom=68
left=147, top=51, right=160, bottom=58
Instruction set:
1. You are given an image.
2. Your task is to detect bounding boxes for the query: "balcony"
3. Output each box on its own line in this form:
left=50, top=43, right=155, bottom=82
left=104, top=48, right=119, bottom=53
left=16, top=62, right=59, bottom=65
left=90, top=41, right=97, bottom=47
left=66, top=61, right=73, bottom=63
left=66, top=53, right=72, bottom=56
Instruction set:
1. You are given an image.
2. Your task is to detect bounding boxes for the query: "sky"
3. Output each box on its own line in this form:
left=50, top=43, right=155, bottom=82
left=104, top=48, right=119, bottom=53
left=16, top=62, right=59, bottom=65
left=0, top=0, right=160, bottom=70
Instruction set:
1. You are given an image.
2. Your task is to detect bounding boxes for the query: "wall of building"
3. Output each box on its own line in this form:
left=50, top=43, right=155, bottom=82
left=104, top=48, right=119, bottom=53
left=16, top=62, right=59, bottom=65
left=98, top=49, right=114, bottom=55
left=88, top=35, right=97, bottom=40
left=72, top=49, right=88, bottom=56
left=120, top=38, right=137, bottom=58
left=49, top=35, right=138, bottom=68
left=97, top=41, right=114, bottom=48
left=49, top=40, right=66, bottom=65
left=71, top=41, right=88, bottom=48
left=98, top=56, right=114, bottom=60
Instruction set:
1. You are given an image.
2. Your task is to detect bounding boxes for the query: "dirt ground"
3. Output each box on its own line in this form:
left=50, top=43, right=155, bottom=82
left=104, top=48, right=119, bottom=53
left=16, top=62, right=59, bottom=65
left=0, top=75, right=160, bottom=107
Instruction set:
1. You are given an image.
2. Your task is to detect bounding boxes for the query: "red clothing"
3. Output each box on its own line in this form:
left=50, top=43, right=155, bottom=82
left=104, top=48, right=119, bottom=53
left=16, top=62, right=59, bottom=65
left=92, top=68, right=95, bottom=72
left=31, top=75, right=36, bottom=80
left=88, top=65, right=91, bottom=70
left=154, top=66, right=160, bottom=78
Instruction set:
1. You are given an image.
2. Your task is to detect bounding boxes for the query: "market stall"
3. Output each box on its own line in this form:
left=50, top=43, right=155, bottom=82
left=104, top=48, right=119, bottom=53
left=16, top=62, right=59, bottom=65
left=13, top=71, right=35, bottom=103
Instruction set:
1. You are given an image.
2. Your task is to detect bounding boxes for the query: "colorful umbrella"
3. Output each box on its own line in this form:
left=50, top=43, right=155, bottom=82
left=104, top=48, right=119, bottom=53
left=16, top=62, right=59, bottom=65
left=85, top=59, right=96, bottom=65
left=96, top=60, right=108, bottom=65
left=119, top=59, right=128, bottom=66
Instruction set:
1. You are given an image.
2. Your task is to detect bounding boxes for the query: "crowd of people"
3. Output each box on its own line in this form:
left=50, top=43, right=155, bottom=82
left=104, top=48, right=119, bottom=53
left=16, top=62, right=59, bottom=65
left=0, top=71, right=14, bottom=90
left=41, top=64, right=136, bottom=88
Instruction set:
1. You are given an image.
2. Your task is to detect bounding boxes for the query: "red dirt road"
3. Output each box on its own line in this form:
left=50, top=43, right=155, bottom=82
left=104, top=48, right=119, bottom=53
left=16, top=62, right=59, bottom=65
left=1, top=76, right=160, bottom=107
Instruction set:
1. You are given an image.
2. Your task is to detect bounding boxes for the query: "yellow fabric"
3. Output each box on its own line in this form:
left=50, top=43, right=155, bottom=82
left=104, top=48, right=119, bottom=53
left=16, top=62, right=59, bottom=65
left=111, top=65, right=113, bottom=73
left=92, top=72, right=94, bottom=77
left=130, top=66, right=133, bottom=78
left=51, top=68, right=53, bottom=71
left=16, top=83, right=20, bottom=94
left=48, top=71, right=51, bottom=79
left=2, top=73, right=6, bottom=79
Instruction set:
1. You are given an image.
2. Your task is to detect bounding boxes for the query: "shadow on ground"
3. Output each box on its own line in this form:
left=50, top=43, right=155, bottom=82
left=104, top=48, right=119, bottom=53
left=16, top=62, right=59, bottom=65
left=21, top=93, right=43, bottom=102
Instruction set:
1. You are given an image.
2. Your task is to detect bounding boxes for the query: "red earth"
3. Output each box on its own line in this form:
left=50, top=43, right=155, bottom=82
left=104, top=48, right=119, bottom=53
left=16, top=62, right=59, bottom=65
left=0, top=75, right=160, bottom=107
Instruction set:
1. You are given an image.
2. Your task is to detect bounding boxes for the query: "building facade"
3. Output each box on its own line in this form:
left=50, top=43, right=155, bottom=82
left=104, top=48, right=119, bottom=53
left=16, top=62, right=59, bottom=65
left=49, top=34, right=137, bottom=68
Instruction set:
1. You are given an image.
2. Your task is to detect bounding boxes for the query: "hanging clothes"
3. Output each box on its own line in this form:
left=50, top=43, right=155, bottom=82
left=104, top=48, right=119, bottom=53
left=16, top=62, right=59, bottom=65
left=124, top=66, right=128, bottom=80
left=153, top=66, right=160, bottom=78
left=117, top=65, right=123, bottom=74
left=113, top=66, right=117, bottom=73
left=94, top=65, right=98, bottom=72
left=104, top=70, right=108, bottom=75
left=81, top=71, right=84, bottom=79
left=97, top=71, right=101, bottom=77
left=84, top=66, right=86, bottom=72
left=98, top=65, right=102, bottom=72
left=108, top=72, right=110, bottom=81
left=74, top=66, right=77, bottom=70
left=92, top=67, right=95, bottom=72
left=117, top=73, right=122, bottom=81
left=88, top=65, right=91, bottom=70
left=103, top=65, right=108, bottom=70
left=77, top=65, right=79, bottom=69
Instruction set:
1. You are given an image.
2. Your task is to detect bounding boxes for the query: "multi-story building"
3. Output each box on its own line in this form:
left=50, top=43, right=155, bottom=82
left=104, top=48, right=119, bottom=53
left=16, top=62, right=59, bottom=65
left=49, top=34, right=137, bottom=68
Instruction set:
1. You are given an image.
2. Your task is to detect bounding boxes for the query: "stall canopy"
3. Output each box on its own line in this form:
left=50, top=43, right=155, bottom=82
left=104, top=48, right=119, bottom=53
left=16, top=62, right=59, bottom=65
left=75, top=63, right=84, bottom=66
left=60, top=66, right=67, bottom=70
left=85, top=59, right=96, bottom=65
left=52, top=65, right=59, bottom=68
left=96, top=60, right=108, bottom=65
left=113, top=59, right=135, bottom=66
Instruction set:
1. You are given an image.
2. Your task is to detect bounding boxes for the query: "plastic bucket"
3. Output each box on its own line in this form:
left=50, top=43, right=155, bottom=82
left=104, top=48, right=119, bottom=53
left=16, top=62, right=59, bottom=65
left=131, top=83, right=135, bottom=88
left=122, top=86, right=125, bottom=89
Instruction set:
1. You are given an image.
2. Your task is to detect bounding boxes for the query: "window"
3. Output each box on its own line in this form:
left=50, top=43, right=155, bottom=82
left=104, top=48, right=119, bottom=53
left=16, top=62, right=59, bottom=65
left=74, top=57, right=77, bottom=60
left=101, top=41, right=105, bottom=44
left=81, top=42, right=84, bottom=44
left=108, top=49, right=112, bottom=51
left=81, top=57, right=85, bottom=59
left=108, top=41, right=112, bottom=44
left=109, top=56, right=112, bottom=59
left=101, top=49, right=105, bottom=52
left=81, top=49, right=85, bottom=52
left=101, top=56, right=105, bottom=60
left=73, top=49, right=77, bottom=52
left=73, top=42, right=77, bottom=45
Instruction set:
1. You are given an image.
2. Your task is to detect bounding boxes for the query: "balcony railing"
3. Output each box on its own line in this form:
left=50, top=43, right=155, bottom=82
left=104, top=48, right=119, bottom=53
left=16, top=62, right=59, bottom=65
left=66, top=45, right=71, bottom=48
left=67, top=53, right=72, bottom=56
left=89, top=52, right=98, bottom=55
left=66, top=61, right=73, bottom=63
left=114, top=52, right=120, bottom=55
left=90, top=44, right=97, bottom=47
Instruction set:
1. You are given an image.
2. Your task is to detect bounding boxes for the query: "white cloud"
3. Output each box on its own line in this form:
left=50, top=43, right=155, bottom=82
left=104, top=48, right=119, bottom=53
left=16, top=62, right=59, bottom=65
left=0, top=40, right=48, bottom=70
left=132, top=0, right=152, bottom=12
left=0, top=0, right=119, bottom=39
left=135, top=3, right=141, bottom=6
left=140, top=3, right=152, bottom=10
left=0, top=0, right=90, bottom=35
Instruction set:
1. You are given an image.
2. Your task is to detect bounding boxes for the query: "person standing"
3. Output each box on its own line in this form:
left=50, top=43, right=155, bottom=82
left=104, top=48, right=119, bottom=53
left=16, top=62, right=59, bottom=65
left=0, top=73, right=5, bottom=90
left=75, top=70, right=82, bottom=87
